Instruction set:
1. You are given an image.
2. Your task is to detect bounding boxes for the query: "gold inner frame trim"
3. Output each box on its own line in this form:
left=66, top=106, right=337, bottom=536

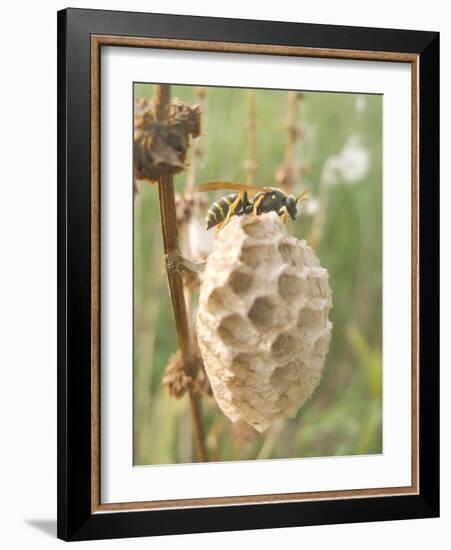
left=90, top=34, right=420, bottom=514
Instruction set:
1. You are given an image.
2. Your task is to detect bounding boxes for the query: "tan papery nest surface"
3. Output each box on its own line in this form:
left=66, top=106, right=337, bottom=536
left=196, top=213, right=333, bottom=432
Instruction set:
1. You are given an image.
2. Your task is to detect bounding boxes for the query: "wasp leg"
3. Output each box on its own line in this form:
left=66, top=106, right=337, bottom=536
left=278, top=205, right=289, bottom=224
left=252, top=194, right=265, bottom=217
left=217, top=192, right=244, bottom=230
left=240, top=191, right=251, bottom=214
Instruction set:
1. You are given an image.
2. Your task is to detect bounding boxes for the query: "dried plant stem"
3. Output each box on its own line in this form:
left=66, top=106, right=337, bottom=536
left=153, top=83, right=170, bottom=122
left=154, top=84, right=208, bottom=462
left=307, top=176, right=329, bottom=248
left=183, top=88, right=205, bottom=258
left=185, top=87, right=206, bottom=198
left=286, top=92, right=297, bottom=159
left=285, top=91, right=298, bottom=192
left=158, top=176, right=193, bottom=357
left=257, top=419, right=285, bottom=460
left=246, top=90, right=256, bottom=186
left=278, top=91, right=302, bottom=193
left=178, top=402, right=193, bottom=463
left=182, top=87, right=206, bottom=317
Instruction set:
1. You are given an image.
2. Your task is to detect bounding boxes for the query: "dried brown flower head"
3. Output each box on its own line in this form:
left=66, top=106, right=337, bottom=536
left=167, top=99, right=202, bottom=139
left=195, top=87, right=207, bottom=100
left=134, top=97, right=202, bottom=183
left=162, top=345, right=210, bottom=399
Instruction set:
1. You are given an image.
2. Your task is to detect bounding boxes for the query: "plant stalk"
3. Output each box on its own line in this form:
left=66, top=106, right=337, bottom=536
left=284, top=91, right=298, bottom=192
left=247, top=90, right=256, bottom=186
left=307, top=173, right=329, bottom=248
left=154, top=84, right=208, bottom=462
left=182, top=87, right=206, bottom=319
left=185, top=87, right=206, bottom=197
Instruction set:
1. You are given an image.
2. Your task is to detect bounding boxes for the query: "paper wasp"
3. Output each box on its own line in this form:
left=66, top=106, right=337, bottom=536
left=197, top=182, right=309, bottom=230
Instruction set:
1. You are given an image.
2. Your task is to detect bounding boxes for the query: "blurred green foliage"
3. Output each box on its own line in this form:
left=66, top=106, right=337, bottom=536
left=133, top=83, right=382, bottom=465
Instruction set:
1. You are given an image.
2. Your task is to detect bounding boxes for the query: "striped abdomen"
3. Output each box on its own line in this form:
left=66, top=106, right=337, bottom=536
left=206, top=193, right=245, bottom=230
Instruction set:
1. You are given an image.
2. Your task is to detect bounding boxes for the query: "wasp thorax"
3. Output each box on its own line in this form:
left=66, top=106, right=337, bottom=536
left=196, top=212, right=333, bottom=432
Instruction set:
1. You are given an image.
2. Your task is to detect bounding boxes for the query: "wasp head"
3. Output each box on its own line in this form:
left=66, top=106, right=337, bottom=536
left=286, top=195, right=298, bottom=220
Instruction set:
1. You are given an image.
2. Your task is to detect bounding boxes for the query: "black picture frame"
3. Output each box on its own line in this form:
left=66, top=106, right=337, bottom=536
left=57, top=7, right=439, bottom=541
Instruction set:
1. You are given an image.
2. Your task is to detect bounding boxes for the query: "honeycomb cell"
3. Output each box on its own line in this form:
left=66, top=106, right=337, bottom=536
left=271, top=332, right=297, bottom=361
left=207, top=288, right=227, bottom=313
left=248, top=296, right=275, bottom=329
left=242, top=220, right=268, bottom=239
left=229, top=270, right=253, bottom=295
left=278, top=272, right=304, bottom=300
left=269, top=361, right=300, bottom=390
left=240, top=244, right=270, bottom=268
left=298, top=307, right=324, bottom=329
left=313, top=333, right=331, bottom=359
left=278, top=242, right=296, bottom=264
left=218, top=314, right=253, bottom=347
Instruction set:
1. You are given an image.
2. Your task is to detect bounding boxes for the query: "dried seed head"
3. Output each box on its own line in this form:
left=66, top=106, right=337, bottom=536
left=175, top=192, right=208, bottom=230
left=167, top=99, right=202, bottom=139
left=196, top=213, right=333, bottom=432
left=195, top=87, right=207, bottom=100
left=274, top=163, right=294, bottom=188
left=134, top=97, right=153, bottom=116
left=162, top=346, right=210, bottom=399
left=134, top=97, right=202, bottom=182
left=162, top=351, right=191, bottom=399
left=174, top=193, right=195, bottom=226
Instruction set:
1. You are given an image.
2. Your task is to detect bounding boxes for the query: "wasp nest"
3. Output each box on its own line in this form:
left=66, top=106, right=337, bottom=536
left=196, top=213, right=332, bottom=432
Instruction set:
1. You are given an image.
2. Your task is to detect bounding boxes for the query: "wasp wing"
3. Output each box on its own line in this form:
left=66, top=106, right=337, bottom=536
left=196, top=181, right=262, bottom=194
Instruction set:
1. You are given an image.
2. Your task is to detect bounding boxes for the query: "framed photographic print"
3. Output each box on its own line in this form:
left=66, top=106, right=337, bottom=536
left=57, top=8, right=439, bottom=541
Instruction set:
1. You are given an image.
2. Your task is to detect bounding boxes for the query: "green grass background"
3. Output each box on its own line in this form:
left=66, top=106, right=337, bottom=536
left=133, top=83, right=382, bottom=465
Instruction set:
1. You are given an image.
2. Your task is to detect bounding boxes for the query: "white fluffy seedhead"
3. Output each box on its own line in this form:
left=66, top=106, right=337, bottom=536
left=196, top=213, right=333, bottom=432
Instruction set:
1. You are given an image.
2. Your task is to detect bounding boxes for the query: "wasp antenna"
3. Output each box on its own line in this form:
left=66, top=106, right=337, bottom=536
left=296, top=189, right=309, bottom=203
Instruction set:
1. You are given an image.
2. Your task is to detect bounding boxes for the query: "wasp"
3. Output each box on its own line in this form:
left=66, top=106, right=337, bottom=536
left=197, top=181, right=309, bottom=230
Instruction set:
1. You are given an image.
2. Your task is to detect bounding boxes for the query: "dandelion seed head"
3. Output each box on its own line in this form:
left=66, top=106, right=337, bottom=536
left=322, top=136, right=370, bottom=187
left=322, top=155, right=341, bottom=187
left=303, top=197, right=319, bottom=216
left=338, top=136, right=370, bottom=184
left=355, top=96, right=367, bottom=113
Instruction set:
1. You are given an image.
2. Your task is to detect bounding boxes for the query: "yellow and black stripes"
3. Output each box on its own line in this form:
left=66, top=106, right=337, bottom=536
left=206, top=193, right=241, bottom=229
